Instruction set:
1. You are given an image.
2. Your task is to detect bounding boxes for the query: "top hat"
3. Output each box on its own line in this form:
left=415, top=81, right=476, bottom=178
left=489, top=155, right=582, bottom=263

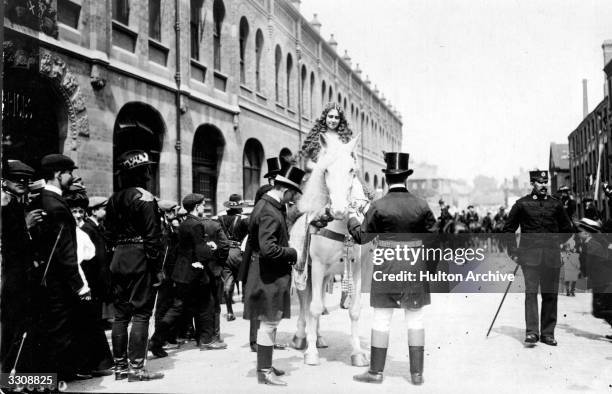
left=116, top=150, right=155, bottom=173
left=529, top=170, right=548, bottom=183
left=223, top=193, right=244, bottom=209
left=264, top=158, right=282, bottom=179
left=3, top=160, right=35, bottom=181
left=274, top=166, right=305, bottom=194
left=40, top=154, right=78, bottom=172
left=382, top=152, right=413, bottom=176
left=577, top=217, right=602, bottom=233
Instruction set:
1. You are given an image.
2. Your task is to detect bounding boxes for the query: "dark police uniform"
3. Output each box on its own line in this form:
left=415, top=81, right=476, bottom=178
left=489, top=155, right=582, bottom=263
left=503, top=172, right=573, bottom=343
left=104, top=150, right=163, bottom=379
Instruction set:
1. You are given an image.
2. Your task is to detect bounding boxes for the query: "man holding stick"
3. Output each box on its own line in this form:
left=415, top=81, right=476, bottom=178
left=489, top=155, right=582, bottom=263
left=503, top=170, right=573, bottom=347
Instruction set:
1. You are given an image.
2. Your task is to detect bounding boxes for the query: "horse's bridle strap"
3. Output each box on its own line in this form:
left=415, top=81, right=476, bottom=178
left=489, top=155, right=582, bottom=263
left=315, top=228, right=347, bottom=243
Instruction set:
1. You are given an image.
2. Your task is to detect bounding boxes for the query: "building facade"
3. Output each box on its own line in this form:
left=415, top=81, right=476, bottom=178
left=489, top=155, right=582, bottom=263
left=548, top=142, right=570, bottom=194
left=2, top=0, right=402, bottom=214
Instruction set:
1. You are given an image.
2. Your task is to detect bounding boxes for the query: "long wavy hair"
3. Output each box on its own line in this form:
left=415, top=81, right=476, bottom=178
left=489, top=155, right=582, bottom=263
left=300, top=102, right=353, bottom=162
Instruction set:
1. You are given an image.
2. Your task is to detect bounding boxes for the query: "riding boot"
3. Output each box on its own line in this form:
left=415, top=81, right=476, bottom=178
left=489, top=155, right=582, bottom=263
left=224, top=292, right=235, bottom=321
left=408, top=346, right=424, bottom=385
left=408, top=328, right=425, bottom=385
left=113, top=357, right=128, bottom=381
left=256, top=345, right=286, bottom=385
left=111, top=324, right=129, bottom=380
left=354, top=330, right=388, bottom=384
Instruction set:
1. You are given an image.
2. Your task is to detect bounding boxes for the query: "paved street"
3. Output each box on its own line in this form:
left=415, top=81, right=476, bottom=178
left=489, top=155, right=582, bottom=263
left=68, top=255, right=612, bottom=394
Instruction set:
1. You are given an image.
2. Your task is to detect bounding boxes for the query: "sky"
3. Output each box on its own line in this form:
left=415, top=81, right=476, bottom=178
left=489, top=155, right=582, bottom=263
left=300, top=0, right=612, bottom=184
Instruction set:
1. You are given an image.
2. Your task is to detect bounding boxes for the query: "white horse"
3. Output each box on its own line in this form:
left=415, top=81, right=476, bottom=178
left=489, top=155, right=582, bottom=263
left=289, top=134, right=369, bottom=366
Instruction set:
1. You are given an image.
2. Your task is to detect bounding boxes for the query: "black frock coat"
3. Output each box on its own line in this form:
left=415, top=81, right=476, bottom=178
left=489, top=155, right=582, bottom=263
left=243, top=195, right=297, bottom=321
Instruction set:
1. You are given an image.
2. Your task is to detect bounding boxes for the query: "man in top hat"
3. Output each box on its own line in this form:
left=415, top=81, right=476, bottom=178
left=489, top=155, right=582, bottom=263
left=576, top=218, right=612, bottom=338
left=218, top=194, right=249, bottom=321
left=347, top=152, right=436, bottom=385
left=503, top=170, right=573, bottom=347
left=244, top=166, right=304, bottom=385
left=104, top=150, right=164, bottom=381
left=28, top=154, right=90, bottom=380
left=0, top=160, right=43, bottom=373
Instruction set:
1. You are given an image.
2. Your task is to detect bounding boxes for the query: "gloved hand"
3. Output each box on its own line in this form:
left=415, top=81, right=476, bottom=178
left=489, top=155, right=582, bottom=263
left=206, top=241, right=217, bottom=250
left=192, top=262, right=204, bottom=269
left=153, top=271, right=166, bottom=287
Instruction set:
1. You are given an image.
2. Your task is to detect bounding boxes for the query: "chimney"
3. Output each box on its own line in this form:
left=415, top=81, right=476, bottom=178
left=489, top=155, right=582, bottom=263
left=354, top=63, right=362, bottom=77
left=310, top=14, right=321, bottom=33
left=342, top=50, right=352, bottom=67
left=290, top=0, right=301, bottom=11
left=328, top=34, right=338, bottom=51
left=603, top=40, right=612, bottom=67
left=582, top=79, right=589, bottom=119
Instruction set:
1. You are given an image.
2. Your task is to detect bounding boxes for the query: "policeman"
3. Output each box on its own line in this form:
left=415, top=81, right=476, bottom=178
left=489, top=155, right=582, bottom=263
left=0, top=160, right=42, bottom=373
left=218, top=194, right=249, bottom=321
left=503, top=170, right=573, bottom=347
left=348, top=152, right=436, bottom=385
left=244, top=166, right=304, bottom=386
left=105, top=150, right=164, bottom=381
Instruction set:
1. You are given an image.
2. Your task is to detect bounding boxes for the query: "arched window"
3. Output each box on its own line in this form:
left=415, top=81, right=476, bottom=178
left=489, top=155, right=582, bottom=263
left=321, top=80, right=326, bottom=108
left=286, top=54, right=293, bottom=107
left=374, top=175, right=378, bottom=190
left=343, top=97, right=347, bottom=112
left=239, top=17, right=249, bottom=84
left=255, top=29, right=264, bottom=92
left=192, top=124, right=225, bottom=215
left=243, top=139, right=264, bottom=200
left=365, top=172, right=370, bottom=184
left=328, top=85, right=333, bottom=103
left=190, top=0, right=203, bottom=60
left=337, top=92, right=341, bottom=104
left=275, top=45, right=282, bottom=102
left=310, top=72, right=315, bottom=118
left=301, top=65, right=307, bottom=118
left=213, top=0, right=225, bottom=71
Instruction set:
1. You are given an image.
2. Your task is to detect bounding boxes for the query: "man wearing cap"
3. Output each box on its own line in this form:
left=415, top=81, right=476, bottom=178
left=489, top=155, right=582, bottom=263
left=503, top=170, right=573, bottom=347
left=0, top=160, right=43, bottom=373
left=347, top=152, right=436, bottom=385
left=465, top=205, right=480, bottom=232
left=104, top=150, right=164, bottom=381
left=150, top=193, right=225, bottom=355
left=576, top=218, right=612, bottom=338
left=28, top=154, right=90, bottom=380
left=244, top=166, right=304, bottom=385
left=218, top=194, right=249, bottom=321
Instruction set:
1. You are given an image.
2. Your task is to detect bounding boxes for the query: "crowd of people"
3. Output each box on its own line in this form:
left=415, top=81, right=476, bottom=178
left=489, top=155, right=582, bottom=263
left=1, top=102, right=612, bottom=388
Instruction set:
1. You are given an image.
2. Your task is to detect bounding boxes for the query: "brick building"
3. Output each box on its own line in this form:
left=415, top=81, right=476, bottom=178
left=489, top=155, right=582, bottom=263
left=548, top=142, right=570, bottom=194
left=2, top=0, right=402, bottom=214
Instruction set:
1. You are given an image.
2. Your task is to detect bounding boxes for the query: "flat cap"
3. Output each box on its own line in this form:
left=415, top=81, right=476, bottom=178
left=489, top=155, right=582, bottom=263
left=182, top=193, right=205, bottom=211
left=88, top=196, right=108, bottom=209
left=41, top=154, right=77, bottom=171
left=158, top=199, right=178, bottom=211
left=3, top=160, right=35, bottom=179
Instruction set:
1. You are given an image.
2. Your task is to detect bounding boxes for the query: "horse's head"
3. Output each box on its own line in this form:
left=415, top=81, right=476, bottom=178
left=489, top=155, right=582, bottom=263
left=318, top=133, right=360, bottom=220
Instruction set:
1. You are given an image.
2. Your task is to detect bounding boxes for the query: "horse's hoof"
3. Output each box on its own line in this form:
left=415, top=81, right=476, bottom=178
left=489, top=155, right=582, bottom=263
left=304, top=353, right=320, bottom=365
left=316, top=336, right=329, bottom=348
left=292, top=335, right=307, bottom=350
left=351, top=353, right=369, bottom=367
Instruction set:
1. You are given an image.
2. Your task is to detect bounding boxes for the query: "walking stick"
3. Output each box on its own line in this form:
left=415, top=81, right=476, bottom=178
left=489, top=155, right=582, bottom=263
left=41, top=224, right=65, bottom=287
left=144, top=247, right=169, bottom=368
left=486, top=264, right=520, bottom=338
left=153, top=245, right=169, bottom=288
left=9, top=332, right=27, bottom=376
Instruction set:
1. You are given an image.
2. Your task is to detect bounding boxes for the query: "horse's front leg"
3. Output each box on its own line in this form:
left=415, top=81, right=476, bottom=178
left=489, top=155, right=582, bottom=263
left=292, top=287, right=308, bottom=350
left=305, top=258, right=325, bottom=365
left=349, top=246, right=368, bottom=366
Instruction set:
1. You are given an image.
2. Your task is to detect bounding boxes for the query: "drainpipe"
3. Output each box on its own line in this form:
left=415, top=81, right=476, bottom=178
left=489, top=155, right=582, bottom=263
left=297, top=49, right=302, bottom=165
left=174, top=0, right=182, bottom=202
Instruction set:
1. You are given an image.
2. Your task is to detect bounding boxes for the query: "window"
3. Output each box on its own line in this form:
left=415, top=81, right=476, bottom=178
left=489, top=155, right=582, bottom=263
left=275, top=46, right=282, bottom=101
left=321, top=81, right=326, bottom=108
left=310, top=72, right=315, bottom=118
left=286, top=54, right=293, bottom=107
left=149, top=0, right=161, bottom=40
left=255, top=30, right=264, bottom=92
left=243, top=139, right=264, bottom=200
left=213, top=0, right=225, bottom=71
left=113, top=0, right=129, bottom=25
left=301, top=66, right=307, bottom=117
left=239, top=17, right=249, bottom=85
left=190, top=0, right=203, bottom=60
left=328, top=86, right=333, bottom=103
left=58, top=0, right=81, bottom=29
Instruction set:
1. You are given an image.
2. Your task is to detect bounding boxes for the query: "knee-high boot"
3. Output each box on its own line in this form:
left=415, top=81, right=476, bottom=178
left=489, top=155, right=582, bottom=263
left=353, top=330, right=388, bottom=383
left=408, top=328, right=424, bottom=385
